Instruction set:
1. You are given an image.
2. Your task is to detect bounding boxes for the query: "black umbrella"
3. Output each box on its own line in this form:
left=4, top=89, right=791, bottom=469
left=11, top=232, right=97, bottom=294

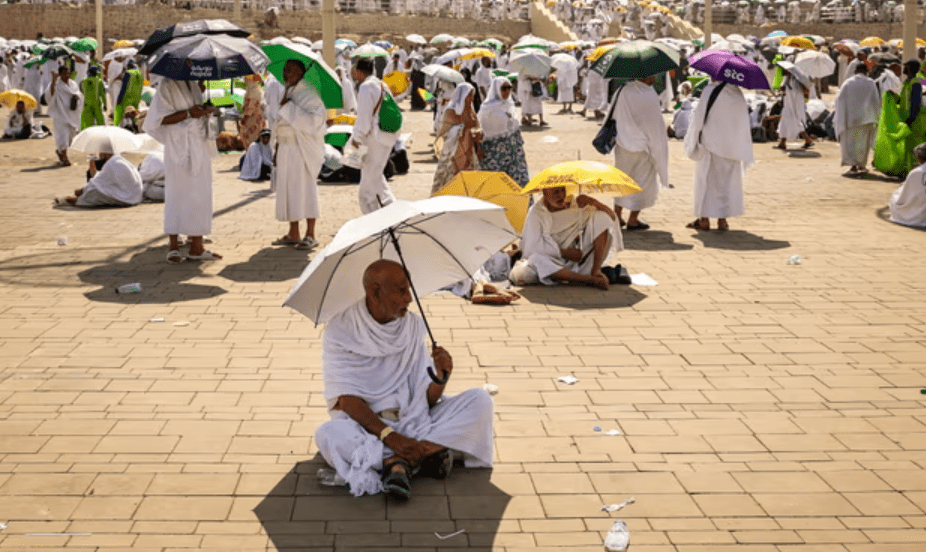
left=138, top=18, right=250, bottom=56
left=41, top=44, right=75, bottom=60
left=147, top=35, right=269, bottom=81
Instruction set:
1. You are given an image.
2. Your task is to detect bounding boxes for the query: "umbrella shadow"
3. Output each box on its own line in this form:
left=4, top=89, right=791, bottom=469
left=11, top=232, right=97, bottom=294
left=622, top=229, right=694, bottom=251
left=786, top=149, right=822, bottom=158
left=690, top=229, right=791, bottom=251
left=254, top=456, right=511, bottom=550
left=218, top=246, right=309, bottom=283
left=78, top=246, right=226, bottom=303
left=517, top=283, right=648, bottom=309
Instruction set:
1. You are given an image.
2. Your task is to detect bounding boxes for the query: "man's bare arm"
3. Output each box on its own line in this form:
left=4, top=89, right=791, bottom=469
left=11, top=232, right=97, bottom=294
left=575, top=194, right=616, bottom=220
left=334, top=395, right=439, bottom=465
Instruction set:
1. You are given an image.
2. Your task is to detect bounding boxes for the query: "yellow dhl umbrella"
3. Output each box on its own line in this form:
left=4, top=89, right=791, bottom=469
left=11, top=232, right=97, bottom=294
left=859, top=36, right=885, bottom=47
left=522, top=161, right=642, bottom=197
left=780, top=36, right=815, bottom=50
left=332, top=114, right=357, bottom=125
left=586, top=44, right=617, bottom=61
left=546, top=0, right=555, bottom=6
left=113, top=39, right=134, bottom=49
left=459, top=48, right=496, bottom=60
left=432, top=171, right=530, bottom=233
left=383, top=70, right=410, bottom=96
left=0, top=89, right=38, bottom=111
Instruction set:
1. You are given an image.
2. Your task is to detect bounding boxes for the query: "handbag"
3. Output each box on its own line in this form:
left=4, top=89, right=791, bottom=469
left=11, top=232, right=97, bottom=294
left=592, top=85, right=625, bottom=155
left=530, top=80, right=543, bottom=97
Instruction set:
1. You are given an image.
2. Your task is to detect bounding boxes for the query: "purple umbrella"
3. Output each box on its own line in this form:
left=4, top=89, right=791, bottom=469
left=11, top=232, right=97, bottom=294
left=689, top=49, right=770, bottom=90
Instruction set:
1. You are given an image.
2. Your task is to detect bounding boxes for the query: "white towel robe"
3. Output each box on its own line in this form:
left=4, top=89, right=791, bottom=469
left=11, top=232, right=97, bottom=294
left=834, top=74, right=880, bottom=168
left=142, top=79, right=216, bottom=237
left=315, top=300, right=494, bottom=497
left=583, top=69, right=607, bottom=111
left=353, top=74, right=397, bottom=214
left=517, top=74, right=543, bottom=116
left=75, top=155, right=143, bottom=207
left=777, top=78, right=807, bottom=140
left=684, top=82, right=754, bottom=219
left=45, top=76, right=83, bottom=151
left=273, top=80, right=326, bottom=221
left=239, top=139, right=273, bottom=181
left=890, top=165, right=926, bottom=227
left=610, top=81, right=670, bottom=212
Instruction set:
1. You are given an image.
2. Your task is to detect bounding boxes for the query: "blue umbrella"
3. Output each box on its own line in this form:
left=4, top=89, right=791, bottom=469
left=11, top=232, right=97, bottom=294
left=147, top=34, right=269, bottom=81
left=335, top=38, right=357, bottom=48
left=767, top=30, right=787, bottom=38
left=373, top=40, right=393, bottom=49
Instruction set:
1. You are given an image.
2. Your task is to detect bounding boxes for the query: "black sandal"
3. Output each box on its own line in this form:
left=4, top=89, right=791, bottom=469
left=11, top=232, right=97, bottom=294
left=418, top=449, right=453, bottom=480
left=381, top=458, right=412, bottom=500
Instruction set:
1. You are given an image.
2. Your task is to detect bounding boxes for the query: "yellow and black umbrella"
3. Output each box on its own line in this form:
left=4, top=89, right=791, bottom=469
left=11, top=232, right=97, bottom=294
left=522, top=161, right=642, bottom=197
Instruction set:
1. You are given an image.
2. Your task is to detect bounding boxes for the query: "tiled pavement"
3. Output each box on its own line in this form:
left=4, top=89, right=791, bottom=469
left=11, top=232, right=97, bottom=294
left=0, top=99, right=924, bottom=551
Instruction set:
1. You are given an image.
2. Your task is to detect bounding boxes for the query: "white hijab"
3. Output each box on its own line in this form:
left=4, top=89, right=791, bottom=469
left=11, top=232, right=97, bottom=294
left=446, top=82, right=474, bottom=115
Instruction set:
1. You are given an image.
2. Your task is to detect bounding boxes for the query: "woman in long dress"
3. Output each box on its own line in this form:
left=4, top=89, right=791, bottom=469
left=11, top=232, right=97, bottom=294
left=431, top=82, right=482, bottom=194
left=238, top=74, right=266, bottom=147
left=478, top=76, right=529, bottom=186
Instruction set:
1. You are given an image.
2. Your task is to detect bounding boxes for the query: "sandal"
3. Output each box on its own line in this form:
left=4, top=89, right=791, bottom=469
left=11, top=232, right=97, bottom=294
left=272, top=235, right=300, bottom=246
left=381, top=458, right=412, bottom=500
left=166, top=250, right=184, bottom=264
left=418, top=449, right=453, bottom=480
left=686, top=219, right=710, bottom=231
left=186, top=250, right=221, bottom=261
left=296, top=236, right=319, bottom=250
left=625, top=222, right=650, bottom=231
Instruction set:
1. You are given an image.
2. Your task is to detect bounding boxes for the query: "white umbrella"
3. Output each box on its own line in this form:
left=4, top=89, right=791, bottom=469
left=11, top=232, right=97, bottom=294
left=793, top=49, right=836, bottom=78
left=283, top=195, right=517, bottom=326
left=69, top=126, right=142, bottom=155
left=103, top=47, right=137, bottom=61
left=507, top=48, right=552, bottom=79
left=311, top=40, right=323, bottom=50
left=550, top=52, right=579, bottom=72
left=350, top=42, right=390, bottom=58
left=422, top=64, right=464, bottom=83
left=777, top=60, right=812, bottom=89
left=261, top=36, right=293, bottom=46
left=291, top=36, right=312, bottom=45
left=406, top=34, right=427, bottom=45
left=430, top=34, right=455, bottom=45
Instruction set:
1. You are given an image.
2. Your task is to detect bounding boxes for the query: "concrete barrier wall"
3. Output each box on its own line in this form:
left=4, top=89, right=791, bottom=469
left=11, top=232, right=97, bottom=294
left=0, top=4, right=531, bottom=44
left=528, top=1, right=577, bottom=43
left=711, top=22, right=926, bottom=42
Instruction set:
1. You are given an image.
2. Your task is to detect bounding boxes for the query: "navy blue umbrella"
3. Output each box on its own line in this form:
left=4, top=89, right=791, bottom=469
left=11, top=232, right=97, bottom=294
left=147, top=35, right=269, bottom=81
left=138, top=18, right=250, bottom=56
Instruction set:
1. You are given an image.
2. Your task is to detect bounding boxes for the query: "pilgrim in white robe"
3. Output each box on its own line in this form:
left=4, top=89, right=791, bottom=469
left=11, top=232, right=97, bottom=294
left=273, top=80, right=326, bottom=221
left=142, top=79, right=215, bottom=237
left=0, top=64, right=9, bottom=93
left=45, top=76, right=83, bottom=152
left=239, top=138, right=274, bottom=181
left=139, top=152, right=166, bottom=202
left=777, top=77, right=807, bottom=140
left=876, top=69, right=902, bottom=96
left=610, top=81, right=669, bottom=212
left=353, top=74, right=398, bottom=214
left=75, top=154, right=143, bottom=207
left=890, top=165, right=926, bottom=227
left=583, top=69, right=607, bottom=112
left=23, top=65, right=43, bottom=114
left=556, top=63, right=577, bottom=104
left=3, top=109, right=33, bottom=138
left=834, top=73, right=880, bottom=168
left=263, top=74, right=285, bottom=129
left=337, top=68, right=356, bottom=115
left=517, top=74, right=543, bottom=116
left=518, top=199, right=622, bottom=285
left=684, top=82, right=754, bottom=219
left=671, top=98, right=694, bottom=139
left=315, top=300, right=494, bottom=497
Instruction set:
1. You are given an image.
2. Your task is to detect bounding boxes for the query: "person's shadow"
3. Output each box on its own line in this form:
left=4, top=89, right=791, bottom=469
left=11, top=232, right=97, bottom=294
left=254, top=456, right=511, bottom=550
left=516, top=283, right=647, bottom=309
left=218, top=247, right=309, bottom=283
left=621, top=230, right=694, bottom=251
left=689, top=229, right=791, bottom=251
left=78, top=246, right=226, bottom=303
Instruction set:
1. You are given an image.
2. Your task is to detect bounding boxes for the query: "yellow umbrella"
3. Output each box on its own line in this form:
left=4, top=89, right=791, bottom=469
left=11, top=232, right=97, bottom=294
left=459, top=48, right=496, bottom=60
left=559, top=41, right=582, bottom=50
left=432, top=171, right=530, bottom=233
left=113, top=39, right=134, bottom=49
left=586, top=44, right=616, bottom=61
left=546, top=0, right=555, bottom=6
left=894, top=38, right=926, bottom=48
left=781, top=36, right=815, bottom=50
left=0, top=89, right=38, bottom=111
left=383, top=70, right=410, bottom=96
left=332, top=114, right=357, bottom=125
left=859, top=36, right=885, bottom=47
left=522, top=161, right=642, bottom=197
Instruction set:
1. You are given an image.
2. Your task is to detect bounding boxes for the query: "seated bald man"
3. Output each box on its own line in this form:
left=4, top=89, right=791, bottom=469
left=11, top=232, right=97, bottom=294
left=314, top=259, right=495, bottom=500
left=514, top=186, right=623, bottom=290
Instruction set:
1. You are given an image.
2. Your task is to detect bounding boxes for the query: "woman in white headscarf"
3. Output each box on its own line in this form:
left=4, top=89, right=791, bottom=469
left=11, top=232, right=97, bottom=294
left=431, top=82, right=482, bottom=194
left=478, top=76, right=529, bottom=186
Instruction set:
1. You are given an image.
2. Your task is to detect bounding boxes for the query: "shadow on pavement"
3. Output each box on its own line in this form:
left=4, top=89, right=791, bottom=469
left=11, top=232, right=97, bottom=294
left=218, top=246, right=309, bottom=283
left=254, top=457, right=511, bottom=550
left=622, top=230, right=694, bottom=251
left=517, top=283, right=647, bottom=309
left=787, top=150, right=822, bottom=158
left=690, top=229, right=791, bottom=251
left=78, top=246, right=226, bottom=303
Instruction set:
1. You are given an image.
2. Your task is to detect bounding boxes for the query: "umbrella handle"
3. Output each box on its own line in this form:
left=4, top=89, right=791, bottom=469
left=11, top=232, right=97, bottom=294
left=427, top=365, right=449, bottom=385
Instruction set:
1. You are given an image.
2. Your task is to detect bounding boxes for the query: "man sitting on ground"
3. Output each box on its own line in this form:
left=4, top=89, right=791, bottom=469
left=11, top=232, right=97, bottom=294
left=314, top=260, right=494, bottom=500
left=514, top=186, right=623, bottom=290
left=890, top=142, right=926, bottom=227
left=3, top=100, right=33, bottom=139
left=57, top=152, right=143, bottom=207
left=239, top=129, right=273, bottom=181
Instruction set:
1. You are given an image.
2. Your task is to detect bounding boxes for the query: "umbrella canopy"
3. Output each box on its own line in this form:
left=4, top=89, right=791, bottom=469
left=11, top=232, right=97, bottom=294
left=373, top=40, right=393, bottom=50
left=0, top=89, right=38, bottom=111
left=41, top=44, right=74, bottom=60
left=421, top=64, right=464, bottom=84
left=263, top=43, right=343, bottom=109
left=482, top=38, right=504, bottom=50
left=138, top=18, right=250, bottom=56
left=522, top=161, right=642, bottom=197
left=859, top=36, right=885, bottom=48
left=23, top=57, right=47, bottom=69
left=431, top=171, right=530, bottom=233
left=406, top=34, right=427, bottom=45
left=69, top=126, right=142, bottom=155
left=283, top=196, right=518, bottom=325
left=591, top=40, right=679, bottom=80
left=69, top=37, right=98, bottom=52
left=586, top=44, right=616, bottom=62
left=335, top=38, right=357, bottom=48
left=205, top=89, right=245, bottom=109
left=350, top=42, right=389, bottom=58
left=776, top=60, right=812, bottom=89
left=383, top=70, right=410, bottom=96
left=325, top=124, right=353, bottom=148
left=793, top=49, right=836, bottom=79
left=507, top=48, right=552, bottom=79
left=102, top=48, right=137, bottom=61
left=833, top=42, right=859, bottom=56
left=893, top=38, right=926, bottom=48
left=430, top=34, right=455, bottom=45
left=459, top=48, right=496, bottom=60
left=766, top=30, right=788, bottom=38
left=291, top=36, right=313, bottom=45
left=689, top=49, right=770, bottom=89
left=147, top=35, right=269, bottom=81
left=113, top=39, right=135, bottom=49
left=780, top=36, right=815, bottom=50
left=550, top=52, right=580, bottom=72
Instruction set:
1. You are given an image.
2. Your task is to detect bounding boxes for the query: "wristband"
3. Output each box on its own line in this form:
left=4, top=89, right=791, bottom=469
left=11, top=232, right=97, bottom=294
left=379, top=426, right=395, bottom=441
left=186, top=109, right=193, bottom=119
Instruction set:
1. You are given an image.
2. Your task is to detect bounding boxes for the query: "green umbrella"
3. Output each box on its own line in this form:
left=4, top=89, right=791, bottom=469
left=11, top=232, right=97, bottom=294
left=24, top=56, right=47, bottom=69
left=262, top=43, right=343, bottom=110
left=591, top=39, right=679, bottom=80
left=30, top=43, right=48, bottom=55
left=206, top=79, right=246, bottom=90
left=69, top=37, right=98, bottom=52
left=210, top=93, right=245, bottom=109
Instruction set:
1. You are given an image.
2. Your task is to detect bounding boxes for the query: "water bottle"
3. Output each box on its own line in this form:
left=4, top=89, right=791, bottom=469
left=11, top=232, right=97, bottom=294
left=115, top=283, right=142, bottom=294
left=604, top=520, right=630, bottom=551
left=317, top=468, right=346, bottom=487
left=787, top=255, right=802, bottom=265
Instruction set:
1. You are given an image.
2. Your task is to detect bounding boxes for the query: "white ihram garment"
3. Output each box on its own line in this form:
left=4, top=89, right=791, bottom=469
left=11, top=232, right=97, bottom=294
left=890, top=165, right=926, bottom=227
left=684, top=82, right=754, bottom=219
left=76, top=155, right=143, bottom=207
left=315, top=300, right=494, bottom=496
left=517, top=74, right=543, bottom=116
left=45, top=77, right=82, bottom=151
left=353, top=75, right=397, bottom=214
left=777, top=78, right=807, bottom=140
left=834, top=74, right=880, bottom=167
left=583, top=69, right=606, bottom=111
left=142, top=79, right=215, bottom=237
left=273, top=80, right=326, bottom=221
left=610, top=81, right=669, bottom=211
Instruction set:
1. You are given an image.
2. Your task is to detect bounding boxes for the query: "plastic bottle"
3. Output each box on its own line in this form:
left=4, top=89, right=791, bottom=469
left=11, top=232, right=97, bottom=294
left=787, top=255, right=802, bottom=265
left=604, top=520, right=630, bottom=552
left=115, top=283, right=142, bottom=294
left=317, top=468, right=346, bottom=487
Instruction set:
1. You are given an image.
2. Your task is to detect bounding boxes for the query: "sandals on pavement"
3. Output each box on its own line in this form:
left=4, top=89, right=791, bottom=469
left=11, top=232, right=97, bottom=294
left=417, top=449, right=453, bottom=480
left=186, top=250, right=221, bottom=261
left=166, top=250, right=184, bottom=264
left=296, top=236, right=319, bottom=250
left=625, top=222, right=650, bottom=231
left=381, top=458, right=412, bottom=500
left=686, top=219, right=710, bottom=231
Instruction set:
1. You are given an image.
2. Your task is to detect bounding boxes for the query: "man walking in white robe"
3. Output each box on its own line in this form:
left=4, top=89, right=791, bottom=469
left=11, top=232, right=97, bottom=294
left=610, top=77, right=670, bottom=230
left=776, top=69, right=814, bottom=150
left=351, top=58, right=398, bottom=214
left=834, top=63, right=880, bottom=176
left=46, top=65, right=83, bottom=167
left=683, top=81, right=754, bottom=231
left=580, top=67, right=606, bottom=118
left=315, top=260, right=494, bottom=499
left=142, top=78, right=221, bottom=263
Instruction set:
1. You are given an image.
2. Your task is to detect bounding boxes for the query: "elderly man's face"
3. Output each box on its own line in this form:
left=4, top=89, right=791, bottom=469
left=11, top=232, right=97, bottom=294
left=370, top=265, right=413, bottom=322
left=542, top=186, right=568, bottom=211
